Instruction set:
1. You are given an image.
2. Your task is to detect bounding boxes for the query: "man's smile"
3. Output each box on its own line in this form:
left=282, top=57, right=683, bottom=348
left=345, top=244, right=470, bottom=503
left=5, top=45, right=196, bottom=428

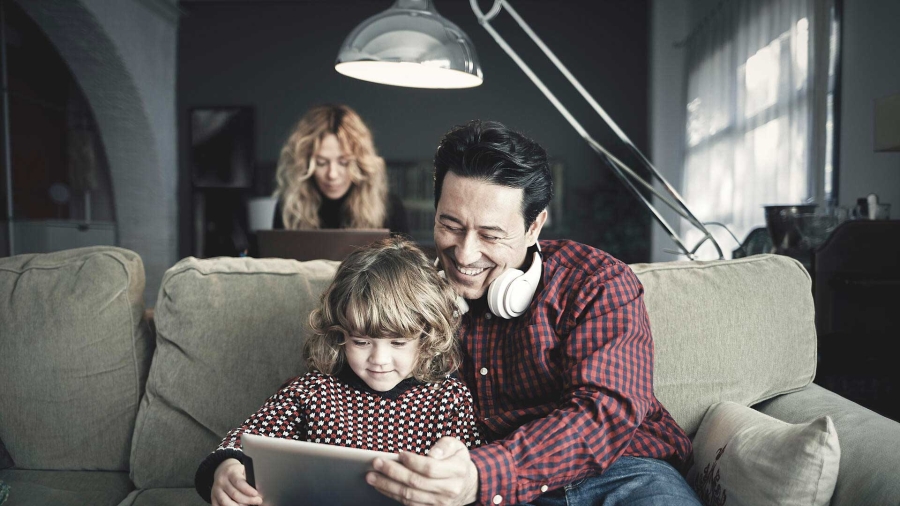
left=454, top=261, right=491, bottom=277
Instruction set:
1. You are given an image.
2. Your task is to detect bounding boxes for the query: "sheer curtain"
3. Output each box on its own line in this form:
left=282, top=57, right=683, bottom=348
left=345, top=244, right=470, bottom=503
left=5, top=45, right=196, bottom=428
left=680, top=0, right=835, bottom=259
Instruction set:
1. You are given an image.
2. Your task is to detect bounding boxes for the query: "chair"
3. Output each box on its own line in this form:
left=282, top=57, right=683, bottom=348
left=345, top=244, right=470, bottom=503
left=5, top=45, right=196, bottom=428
left=812, top=220, right=900, bottom=420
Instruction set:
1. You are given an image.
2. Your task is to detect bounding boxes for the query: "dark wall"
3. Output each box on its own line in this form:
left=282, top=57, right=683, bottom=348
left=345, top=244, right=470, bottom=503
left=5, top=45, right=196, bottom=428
left=177, top=0, right=651, bottom=262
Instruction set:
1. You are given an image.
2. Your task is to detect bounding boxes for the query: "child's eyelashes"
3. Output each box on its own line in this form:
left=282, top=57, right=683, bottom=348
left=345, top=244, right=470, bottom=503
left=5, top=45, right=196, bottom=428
left=344, top=336, right=417, bottom=348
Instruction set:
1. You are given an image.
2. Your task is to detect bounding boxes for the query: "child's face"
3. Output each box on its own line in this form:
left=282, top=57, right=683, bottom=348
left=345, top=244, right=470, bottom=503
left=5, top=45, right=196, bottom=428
left=343, top=334, right=419, bottom=391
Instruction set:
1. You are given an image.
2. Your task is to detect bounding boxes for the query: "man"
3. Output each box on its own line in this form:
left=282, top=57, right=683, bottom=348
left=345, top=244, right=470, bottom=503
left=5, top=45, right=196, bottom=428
left=367, top=120, right=700, bottom=505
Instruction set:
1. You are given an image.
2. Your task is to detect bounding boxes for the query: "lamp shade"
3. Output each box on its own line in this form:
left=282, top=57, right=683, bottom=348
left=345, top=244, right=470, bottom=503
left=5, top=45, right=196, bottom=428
left=335, top=0, right=483, bottom=89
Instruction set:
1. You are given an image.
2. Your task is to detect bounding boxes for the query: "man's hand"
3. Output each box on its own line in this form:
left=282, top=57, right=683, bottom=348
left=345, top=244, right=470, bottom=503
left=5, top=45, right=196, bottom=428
left=366, top=436, right=479, bottom=506
left=211, top=458, right=262, bottom=506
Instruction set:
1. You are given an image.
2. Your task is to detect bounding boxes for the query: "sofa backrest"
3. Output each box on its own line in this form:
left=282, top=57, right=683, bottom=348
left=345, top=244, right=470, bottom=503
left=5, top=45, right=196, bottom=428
left=631, top=253, right=817, bottom=436
left=129, top=252, right=817, bottom=488
left=0, top=246, right=152, bottom=471
left=129, top=256, right=339, bottom=488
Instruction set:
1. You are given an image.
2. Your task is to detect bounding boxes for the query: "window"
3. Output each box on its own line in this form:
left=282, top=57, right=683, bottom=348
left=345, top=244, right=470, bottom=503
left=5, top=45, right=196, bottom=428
left=680, top=0, right=839, bottom=259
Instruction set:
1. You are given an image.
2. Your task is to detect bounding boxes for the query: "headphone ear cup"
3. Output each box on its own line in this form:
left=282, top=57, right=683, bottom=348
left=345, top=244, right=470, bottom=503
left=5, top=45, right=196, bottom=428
left=504, top=277, right=537, bottom=316
left=487, top=268, right=524, bottom=319
left=487, top=251, right=543, bottom=319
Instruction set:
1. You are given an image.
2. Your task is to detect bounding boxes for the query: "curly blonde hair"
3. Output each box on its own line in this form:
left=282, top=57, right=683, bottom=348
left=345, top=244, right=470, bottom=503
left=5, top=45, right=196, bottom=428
left=306, top=237, right=461, bottom=383
left=274, top=104, right=387, bottom=229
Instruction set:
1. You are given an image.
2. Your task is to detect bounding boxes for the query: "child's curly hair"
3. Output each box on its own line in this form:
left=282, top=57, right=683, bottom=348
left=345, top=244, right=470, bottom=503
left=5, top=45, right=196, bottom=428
left=305, top=236, right=461, bottom=383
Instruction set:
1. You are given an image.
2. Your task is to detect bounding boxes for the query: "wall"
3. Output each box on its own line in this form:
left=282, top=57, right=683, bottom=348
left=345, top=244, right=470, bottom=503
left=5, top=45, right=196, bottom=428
left=178, top=0, right=653, bottom=263
left=650, top=0, right=900, bottom=262
left=837, top=0, right=900, bottom=212
left=15, top=0, right=179, bottom=306
left=649, top=0, right=690, bottom=263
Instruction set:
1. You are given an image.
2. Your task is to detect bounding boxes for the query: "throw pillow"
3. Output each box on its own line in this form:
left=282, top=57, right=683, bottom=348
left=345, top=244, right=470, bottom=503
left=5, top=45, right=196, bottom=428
left=687, top=401, right=840, bottom=506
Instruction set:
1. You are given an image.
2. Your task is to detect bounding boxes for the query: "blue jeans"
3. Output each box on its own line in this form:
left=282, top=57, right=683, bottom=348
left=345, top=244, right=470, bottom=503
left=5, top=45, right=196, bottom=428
left=519, top=457, right=701, bottom=506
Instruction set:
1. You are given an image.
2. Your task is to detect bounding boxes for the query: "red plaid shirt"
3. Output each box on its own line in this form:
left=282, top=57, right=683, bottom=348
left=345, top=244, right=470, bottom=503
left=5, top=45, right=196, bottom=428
left=461, top=240, right=692, bottom=505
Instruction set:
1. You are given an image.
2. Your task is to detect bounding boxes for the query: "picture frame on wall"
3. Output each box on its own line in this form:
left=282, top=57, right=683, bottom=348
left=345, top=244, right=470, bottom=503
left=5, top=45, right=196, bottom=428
left=190, top=106, right=254, bottom=188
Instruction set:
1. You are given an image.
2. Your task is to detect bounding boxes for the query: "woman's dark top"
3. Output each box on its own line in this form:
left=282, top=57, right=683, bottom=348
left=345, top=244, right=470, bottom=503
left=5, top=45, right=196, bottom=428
left=272, top=192, right=410, bottom=236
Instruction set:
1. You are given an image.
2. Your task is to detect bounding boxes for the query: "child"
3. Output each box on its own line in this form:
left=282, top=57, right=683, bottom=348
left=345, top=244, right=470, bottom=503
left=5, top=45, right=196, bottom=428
left=194, top=237, right=482, bottom=505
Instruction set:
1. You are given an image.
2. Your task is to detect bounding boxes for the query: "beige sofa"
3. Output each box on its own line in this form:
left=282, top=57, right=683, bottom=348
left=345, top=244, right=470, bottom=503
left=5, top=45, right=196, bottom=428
left=1, top=245, right=898, bottom=505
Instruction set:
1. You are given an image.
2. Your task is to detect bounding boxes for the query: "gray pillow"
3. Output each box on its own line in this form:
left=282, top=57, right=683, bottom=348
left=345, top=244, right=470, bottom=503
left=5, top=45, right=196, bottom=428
left=630, top=254, right=817, bottom=436
left=0, top=246, right=152, bottom=471
left=129, top=256, right=338, bottom=488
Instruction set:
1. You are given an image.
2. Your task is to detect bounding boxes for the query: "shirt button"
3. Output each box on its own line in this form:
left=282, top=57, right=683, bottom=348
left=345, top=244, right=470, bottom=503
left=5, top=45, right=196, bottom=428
left=492, top=495, right=503, bottom=504
left=485, top=312, right=492, bottom=320
left=541, top=485, right=549, bottom=493
left=480, top=367, right=488, bottom=376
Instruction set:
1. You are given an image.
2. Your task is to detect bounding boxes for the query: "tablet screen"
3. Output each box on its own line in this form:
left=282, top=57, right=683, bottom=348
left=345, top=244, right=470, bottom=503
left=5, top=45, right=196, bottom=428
left=242, top=434, right=400, bottom=506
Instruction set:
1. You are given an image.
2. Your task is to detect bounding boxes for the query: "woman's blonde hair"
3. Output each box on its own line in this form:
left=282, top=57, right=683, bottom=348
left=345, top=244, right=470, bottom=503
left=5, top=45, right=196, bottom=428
left=306, top=237, right=461, bottom=383
left=274, top=104, right=387, bottom=229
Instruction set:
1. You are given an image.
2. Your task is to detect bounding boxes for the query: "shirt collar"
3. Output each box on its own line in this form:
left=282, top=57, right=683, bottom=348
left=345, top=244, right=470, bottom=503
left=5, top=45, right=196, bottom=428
left=337, top=367, right=423, bottom=400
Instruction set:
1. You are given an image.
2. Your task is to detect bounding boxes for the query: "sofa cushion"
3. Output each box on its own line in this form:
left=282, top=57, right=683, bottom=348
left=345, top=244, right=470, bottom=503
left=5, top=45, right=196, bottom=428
left=687, top=401, right=839, bottom=506
left=129, top=256, right=339, bottom=489
left=0, top=246, right=152, bottom=471
left=0, top=439, right=12, bottom=470
left=0, top=467, right=134, bottom=506
left=631, top=254, right=817, bottom=436
left=118, top=488, right=207, bottom=506
left=756, top=383, right=900, bottom=506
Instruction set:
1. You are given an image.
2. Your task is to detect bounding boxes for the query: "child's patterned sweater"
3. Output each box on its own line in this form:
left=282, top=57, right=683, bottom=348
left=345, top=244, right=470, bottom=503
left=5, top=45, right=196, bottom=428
left=194, top=368, right=483, bottom=503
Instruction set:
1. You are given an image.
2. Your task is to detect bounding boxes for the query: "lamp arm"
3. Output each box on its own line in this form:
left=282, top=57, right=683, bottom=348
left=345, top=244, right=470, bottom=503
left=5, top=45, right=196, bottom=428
left=596, top=147, right=700, bottom=259
left=470, top=0, right=724, bottom=260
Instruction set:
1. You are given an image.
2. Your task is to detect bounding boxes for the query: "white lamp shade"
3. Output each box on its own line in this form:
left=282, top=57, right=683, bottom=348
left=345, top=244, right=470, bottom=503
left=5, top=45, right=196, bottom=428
left=335, top=0, right=483, bottom=89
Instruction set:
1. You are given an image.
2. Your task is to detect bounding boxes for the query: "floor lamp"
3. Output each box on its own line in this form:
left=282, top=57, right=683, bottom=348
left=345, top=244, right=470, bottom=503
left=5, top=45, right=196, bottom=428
left=335, top=0, right=724, bottom=260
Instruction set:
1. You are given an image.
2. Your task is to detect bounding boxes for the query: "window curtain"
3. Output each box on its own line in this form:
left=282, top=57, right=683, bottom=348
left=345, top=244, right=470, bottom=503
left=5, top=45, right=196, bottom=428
left=680, top=0, right=833, bottom=259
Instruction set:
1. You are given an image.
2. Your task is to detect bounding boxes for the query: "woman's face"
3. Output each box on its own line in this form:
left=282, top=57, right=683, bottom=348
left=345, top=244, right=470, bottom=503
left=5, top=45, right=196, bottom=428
left=312, top=133, right=353, bottom=200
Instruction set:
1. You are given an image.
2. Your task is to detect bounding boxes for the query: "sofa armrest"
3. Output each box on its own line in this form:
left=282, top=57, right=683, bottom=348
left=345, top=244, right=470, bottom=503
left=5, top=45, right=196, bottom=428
left=754, top=383, right=900, bottom=506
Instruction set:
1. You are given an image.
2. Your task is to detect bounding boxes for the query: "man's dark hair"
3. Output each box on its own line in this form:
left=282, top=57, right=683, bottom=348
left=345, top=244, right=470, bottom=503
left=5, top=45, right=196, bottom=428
left=433, top=119, right=553, bottom=229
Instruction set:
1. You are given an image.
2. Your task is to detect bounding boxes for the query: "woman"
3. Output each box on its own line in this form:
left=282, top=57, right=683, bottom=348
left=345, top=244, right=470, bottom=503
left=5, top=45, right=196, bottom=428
left=273, top=104, right=409, bottom=235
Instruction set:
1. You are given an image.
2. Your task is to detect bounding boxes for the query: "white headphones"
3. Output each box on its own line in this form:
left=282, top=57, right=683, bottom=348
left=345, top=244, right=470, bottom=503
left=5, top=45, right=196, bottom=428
left=436, top=243, right=543, bottom=320
left=487, top=247, right=542, bottom=319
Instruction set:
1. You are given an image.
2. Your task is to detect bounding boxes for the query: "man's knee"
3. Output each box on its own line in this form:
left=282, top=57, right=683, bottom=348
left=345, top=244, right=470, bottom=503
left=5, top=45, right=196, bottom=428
left=536, top=457, right=701, bottom=506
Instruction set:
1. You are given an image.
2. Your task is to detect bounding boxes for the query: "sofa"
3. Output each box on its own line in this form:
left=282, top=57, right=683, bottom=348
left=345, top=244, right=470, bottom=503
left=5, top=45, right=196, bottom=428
left=1, top=245, right=899, bottom=506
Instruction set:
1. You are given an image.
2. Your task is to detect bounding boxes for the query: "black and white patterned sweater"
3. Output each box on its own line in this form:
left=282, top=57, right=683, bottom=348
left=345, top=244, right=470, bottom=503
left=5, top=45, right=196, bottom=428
left=194, top=368, right=483, bottom=503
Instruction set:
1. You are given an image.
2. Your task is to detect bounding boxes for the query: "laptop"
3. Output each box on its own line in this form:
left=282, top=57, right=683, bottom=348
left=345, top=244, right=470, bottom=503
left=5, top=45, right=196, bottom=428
left=255, top=229, right=391, bottom=262
left=241, top=433, right=400, bottom=506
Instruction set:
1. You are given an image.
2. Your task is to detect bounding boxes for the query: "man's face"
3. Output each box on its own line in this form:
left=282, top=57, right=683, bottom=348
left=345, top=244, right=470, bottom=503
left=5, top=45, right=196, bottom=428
left=433, top=172, right=546, bottom=300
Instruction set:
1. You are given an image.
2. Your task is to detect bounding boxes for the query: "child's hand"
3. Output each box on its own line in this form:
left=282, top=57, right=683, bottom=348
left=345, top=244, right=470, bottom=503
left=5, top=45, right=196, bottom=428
left=211, top=458, right=262, bottom=506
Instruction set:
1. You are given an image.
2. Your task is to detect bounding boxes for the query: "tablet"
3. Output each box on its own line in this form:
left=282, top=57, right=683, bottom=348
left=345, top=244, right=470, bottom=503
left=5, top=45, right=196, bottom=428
left=241, top=433, right=400, bottom=506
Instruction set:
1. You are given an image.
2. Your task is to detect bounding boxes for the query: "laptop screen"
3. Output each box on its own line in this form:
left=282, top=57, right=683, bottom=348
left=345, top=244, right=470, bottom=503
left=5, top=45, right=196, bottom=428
left=255, top=229, right=391, bottom=262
